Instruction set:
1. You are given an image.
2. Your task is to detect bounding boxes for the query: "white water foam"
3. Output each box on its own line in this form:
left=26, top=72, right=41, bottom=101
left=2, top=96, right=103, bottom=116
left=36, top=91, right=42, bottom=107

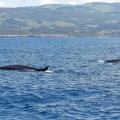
left=45, top=70, right=54, bottom=73
left=97, top=60, right=105, bottom=63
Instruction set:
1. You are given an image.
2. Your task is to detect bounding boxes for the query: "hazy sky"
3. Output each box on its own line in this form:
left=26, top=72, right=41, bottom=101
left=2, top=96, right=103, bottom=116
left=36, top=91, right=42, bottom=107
left=0, top=0, right=120, bottom=7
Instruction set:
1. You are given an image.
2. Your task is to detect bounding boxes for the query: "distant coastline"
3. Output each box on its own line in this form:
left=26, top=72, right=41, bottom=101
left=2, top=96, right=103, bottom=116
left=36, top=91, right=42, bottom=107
left=0, top=3, right=120, bottom=38
left=0, top=34, right=118, bottom=38
left=0, top=34, right=71, bottom=38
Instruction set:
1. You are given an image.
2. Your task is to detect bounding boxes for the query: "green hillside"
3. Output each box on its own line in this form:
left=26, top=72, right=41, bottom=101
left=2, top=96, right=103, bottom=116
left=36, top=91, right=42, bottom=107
left=0, top=2, right=120, bottom=37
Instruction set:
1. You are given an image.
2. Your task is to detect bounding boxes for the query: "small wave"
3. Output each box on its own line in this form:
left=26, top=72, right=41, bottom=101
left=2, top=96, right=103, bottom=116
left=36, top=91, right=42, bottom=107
left=45, top=70, right=54, bottom=73
left=97, top=60, right=105, bottom=63
left=45, top=69, right=65, bottom=73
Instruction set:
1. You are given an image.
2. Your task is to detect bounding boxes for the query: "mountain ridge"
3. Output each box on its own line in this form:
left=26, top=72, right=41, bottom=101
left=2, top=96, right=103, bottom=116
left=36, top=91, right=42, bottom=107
left=0, top=2, right=120, bottom=37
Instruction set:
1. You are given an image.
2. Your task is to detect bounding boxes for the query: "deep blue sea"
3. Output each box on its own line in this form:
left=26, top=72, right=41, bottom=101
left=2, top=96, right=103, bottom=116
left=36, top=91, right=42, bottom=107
left=0, top=38, right=120, bottom=120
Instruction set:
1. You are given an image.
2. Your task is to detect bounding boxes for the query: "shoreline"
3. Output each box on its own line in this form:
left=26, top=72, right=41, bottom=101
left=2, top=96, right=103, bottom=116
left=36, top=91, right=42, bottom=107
left=0, top=34, right=71, bottom=38
left=0, top=34, right=119, bottom=38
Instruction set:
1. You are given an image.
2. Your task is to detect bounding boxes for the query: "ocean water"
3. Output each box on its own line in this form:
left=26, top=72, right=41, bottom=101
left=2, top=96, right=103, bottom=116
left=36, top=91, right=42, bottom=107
left=0, top=38, right=120, bottom=120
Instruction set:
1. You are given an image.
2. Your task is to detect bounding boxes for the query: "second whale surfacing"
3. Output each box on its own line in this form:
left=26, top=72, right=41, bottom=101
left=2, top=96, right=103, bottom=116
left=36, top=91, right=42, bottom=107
left=104, top=59, right=120, bottom=63
left=0, top=65, right=49, bottom=72
left=97, top=59, right=120, bottom=63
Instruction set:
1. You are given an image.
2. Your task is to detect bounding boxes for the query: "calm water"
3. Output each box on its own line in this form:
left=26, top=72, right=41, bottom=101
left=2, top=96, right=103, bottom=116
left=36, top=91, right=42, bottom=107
left=0, top=38, right=120, bottom=120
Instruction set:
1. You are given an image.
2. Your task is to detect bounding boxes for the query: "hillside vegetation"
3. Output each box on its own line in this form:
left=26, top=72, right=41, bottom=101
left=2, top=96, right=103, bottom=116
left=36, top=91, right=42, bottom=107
left=0, top=2, right=120, bottom=37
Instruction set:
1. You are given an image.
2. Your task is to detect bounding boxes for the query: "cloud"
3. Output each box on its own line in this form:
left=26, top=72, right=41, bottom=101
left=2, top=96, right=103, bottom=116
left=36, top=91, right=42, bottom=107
left=39, top=0, right=120, bottom=5
left=82, top=0, right=120, bottom=3
left=0, top=1, right=5, bottom=7
left=39, top=0, right=61, bottom=5
left=0, top=0, right=120, bottom=7
left=107, top=0, right=120, bottom=2
left=68, top=1, right=78, bottom=5
left=0, top=0, right=41, bottom=7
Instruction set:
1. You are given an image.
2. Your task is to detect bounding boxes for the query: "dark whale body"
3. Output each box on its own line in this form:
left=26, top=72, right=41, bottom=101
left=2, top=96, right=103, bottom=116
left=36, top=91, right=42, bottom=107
left=0, top=65, right=48, bottom=72
left=105, top=59, right=120, bottom=63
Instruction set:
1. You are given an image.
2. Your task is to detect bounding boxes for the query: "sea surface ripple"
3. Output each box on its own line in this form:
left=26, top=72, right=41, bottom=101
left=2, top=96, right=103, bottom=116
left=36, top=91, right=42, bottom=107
left=0, top=38, right=120, bottom=120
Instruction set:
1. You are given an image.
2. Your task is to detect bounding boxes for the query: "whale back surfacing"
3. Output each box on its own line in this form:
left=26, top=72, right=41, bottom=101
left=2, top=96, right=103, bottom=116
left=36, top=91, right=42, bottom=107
left=0, top=65, right=48, bottom=71
left=105, top=59, right=120, bottom=63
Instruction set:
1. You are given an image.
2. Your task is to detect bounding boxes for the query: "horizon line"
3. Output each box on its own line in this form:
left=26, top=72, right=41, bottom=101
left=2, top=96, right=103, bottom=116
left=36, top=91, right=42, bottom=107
left=0, top=2, right=120, bottom=8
